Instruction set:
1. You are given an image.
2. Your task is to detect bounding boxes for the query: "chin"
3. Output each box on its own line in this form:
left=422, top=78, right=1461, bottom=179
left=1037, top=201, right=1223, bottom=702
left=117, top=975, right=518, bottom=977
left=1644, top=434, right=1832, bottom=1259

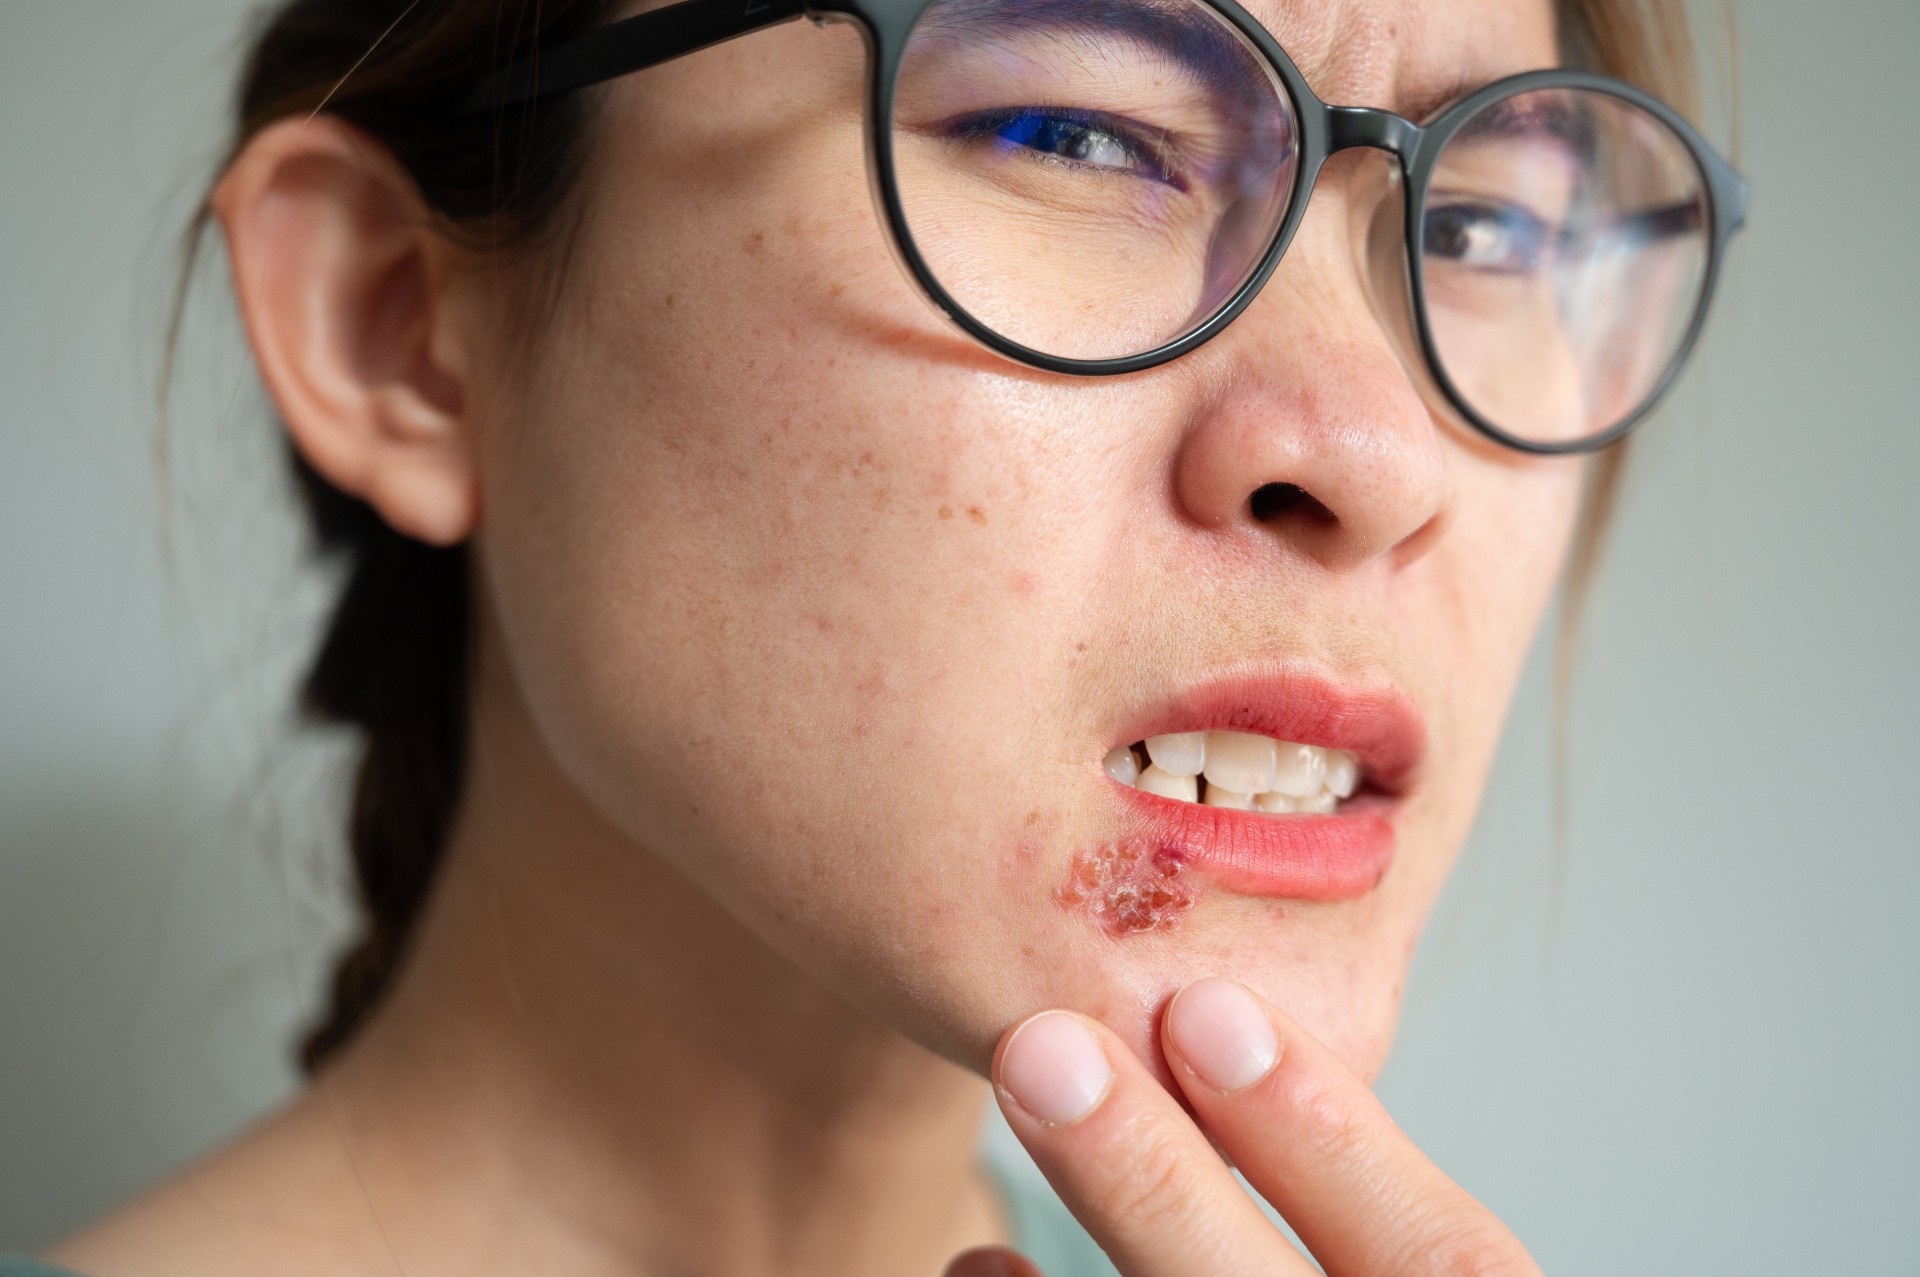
left=1095, top=937, right=1414, bottom=1090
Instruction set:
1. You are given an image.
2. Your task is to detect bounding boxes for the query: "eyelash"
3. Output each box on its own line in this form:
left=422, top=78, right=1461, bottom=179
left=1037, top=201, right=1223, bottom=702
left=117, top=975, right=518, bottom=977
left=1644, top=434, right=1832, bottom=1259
left=942, top=105, right=1188, bottom=190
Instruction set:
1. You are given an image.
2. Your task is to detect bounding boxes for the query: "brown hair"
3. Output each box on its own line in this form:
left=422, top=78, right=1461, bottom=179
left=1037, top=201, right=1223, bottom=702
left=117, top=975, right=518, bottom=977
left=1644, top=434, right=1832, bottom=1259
left=175, top=0, right=1707, bottom=1074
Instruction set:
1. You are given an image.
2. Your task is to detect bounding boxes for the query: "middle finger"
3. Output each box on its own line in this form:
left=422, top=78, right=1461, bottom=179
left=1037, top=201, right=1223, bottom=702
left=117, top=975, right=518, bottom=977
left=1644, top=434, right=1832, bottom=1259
left=993, top=1009, right=1317, bottom=1277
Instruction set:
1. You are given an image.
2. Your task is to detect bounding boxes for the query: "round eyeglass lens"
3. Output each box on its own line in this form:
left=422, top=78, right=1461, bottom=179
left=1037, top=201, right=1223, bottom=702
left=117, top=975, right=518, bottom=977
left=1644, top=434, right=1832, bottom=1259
left=1419, top=87, right=1711, bottom=446
left=889, top=0, right=1299, bottom=362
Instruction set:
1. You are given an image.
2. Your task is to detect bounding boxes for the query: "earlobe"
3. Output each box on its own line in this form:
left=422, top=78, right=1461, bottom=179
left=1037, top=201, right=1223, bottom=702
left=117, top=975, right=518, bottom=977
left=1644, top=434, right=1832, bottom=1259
left=210, top=114, right=480, bottom=547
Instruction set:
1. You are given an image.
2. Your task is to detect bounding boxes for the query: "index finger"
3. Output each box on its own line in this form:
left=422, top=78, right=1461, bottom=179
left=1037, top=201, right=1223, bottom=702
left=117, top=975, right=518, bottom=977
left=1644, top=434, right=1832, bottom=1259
left=1161, top=977, right=1542, bottom=1277
left=992, top=1009, right=1320, bottom=1277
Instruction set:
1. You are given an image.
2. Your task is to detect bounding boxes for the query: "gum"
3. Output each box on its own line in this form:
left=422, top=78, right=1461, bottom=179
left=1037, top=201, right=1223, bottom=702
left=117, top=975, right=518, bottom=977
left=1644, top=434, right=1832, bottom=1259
left=1055, top=837, right=1196, bottom=937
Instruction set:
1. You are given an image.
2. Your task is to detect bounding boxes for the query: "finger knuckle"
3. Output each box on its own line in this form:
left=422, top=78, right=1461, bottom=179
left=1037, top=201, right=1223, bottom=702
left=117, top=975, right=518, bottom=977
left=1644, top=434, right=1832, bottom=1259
left=1091, top=1120, right=1206, bottom=1234
left=1419, top=1215, right=1538, bottom=1277
left=1289, top=1081, right=1374, bottom=1170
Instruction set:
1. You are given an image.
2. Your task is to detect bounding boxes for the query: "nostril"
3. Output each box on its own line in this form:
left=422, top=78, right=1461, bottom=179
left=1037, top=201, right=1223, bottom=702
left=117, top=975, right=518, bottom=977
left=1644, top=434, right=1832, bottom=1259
left=1248, top=482, right=1336, bottom=526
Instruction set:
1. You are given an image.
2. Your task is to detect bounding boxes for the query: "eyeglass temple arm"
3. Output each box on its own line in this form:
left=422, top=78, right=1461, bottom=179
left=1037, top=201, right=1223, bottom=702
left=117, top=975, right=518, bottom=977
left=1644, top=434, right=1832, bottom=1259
left=455, top=0, right=809, bottom=115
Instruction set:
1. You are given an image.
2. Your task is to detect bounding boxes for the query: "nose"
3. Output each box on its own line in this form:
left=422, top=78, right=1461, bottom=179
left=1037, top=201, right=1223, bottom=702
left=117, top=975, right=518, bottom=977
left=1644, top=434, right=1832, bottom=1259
left=1171, top=174, right=1450, bottom=574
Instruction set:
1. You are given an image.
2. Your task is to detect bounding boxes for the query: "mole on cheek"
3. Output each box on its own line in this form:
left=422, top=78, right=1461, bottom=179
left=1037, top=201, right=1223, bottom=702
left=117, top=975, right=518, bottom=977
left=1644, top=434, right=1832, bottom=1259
left=1055, top=838, right=1196, bottom=937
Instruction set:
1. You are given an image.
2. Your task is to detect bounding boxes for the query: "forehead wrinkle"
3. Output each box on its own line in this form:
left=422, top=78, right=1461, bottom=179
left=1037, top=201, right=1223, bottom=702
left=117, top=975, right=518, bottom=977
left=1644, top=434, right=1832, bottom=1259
left=1240, top=0, right=1558, bottom=117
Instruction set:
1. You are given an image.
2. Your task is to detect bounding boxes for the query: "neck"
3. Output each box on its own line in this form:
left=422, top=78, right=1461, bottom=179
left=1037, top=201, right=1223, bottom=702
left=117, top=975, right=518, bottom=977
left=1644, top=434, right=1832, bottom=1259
left=308, top=641, right=1007, bottom=1277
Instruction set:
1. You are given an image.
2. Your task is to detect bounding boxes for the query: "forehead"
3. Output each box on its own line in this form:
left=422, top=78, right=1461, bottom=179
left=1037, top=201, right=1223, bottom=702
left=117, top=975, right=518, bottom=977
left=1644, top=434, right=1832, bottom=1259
left=1238, top=0, right=1560, bottom=117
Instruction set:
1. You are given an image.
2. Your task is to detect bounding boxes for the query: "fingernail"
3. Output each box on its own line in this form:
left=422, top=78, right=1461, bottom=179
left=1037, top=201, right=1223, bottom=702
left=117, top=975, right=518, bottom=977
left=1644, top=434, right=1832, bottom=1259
left=999, top=1011, right=1114, bottom=1124
left=944, top=1247, right=1031, bottom=1277
left=1167, top=977, right=1280, bottom=1092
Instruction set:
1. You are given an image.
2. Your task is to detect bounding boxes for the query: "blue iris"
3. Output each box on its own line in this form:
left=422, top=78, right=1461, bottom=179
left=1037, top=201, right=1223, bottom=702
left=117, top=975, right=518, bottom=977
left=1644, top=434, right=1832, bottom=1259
left=958, top=107, right=1178, bottom=186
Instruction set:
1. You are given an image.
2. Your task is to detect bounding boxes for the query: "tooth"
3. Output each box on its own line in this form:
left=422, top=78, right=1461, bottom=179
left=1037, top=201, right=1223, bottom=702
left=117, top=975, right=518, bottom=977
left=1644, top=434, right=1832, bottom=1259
left=1270, top=742, right=1328, bottom=798
left=1103, top=747, right=1141, bottom=786
left=1324, top=750, right=1360, bottom=799
left=1297, top=791, right=1338, bottom=815
left=1255, top=791, right=1300, bottom=814
left=1202, top=731, right=1277, bottom=795
left=1136, top=765, right=1198, bottom=803
left=1144, top=732, right=1206, bottom=778
left=1203, top=784, right=1255, bottom=810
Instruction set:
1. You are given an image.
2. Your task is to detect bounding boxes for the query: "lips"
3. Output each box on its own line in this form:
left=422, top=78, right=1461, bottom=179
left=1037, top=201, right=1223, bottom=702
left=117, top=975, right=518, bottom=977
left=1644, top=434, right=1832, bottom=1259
left=1101, top=667, right=1426, bottom=902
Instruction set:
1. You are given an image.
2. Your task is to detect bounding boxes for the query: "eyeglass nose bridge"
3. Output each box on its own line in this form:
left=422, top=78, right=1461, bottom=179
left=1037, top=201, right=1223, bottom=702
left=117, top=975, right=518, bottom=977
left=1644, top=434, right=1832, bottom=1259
left=1325, top=106, right=1425, bottom=165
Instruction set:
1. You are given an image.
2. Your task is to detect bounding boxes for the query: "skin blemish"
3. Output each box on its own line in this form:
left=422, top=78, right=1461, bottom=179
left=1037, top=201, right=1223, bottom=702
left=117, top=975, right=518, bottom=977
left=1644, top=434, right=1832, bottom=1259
left=966, top=505, right=988, bottom=525
left=1055, top=838, right=1197, bottom=938
left=938, top=505, right=955, bottom=520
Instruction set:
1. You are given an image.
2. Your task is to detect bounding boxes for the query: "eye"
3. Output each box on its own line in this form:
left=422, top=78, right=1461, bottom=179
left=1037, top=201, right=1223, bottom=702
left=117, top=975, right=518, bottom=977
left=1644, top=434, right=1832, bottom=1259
left=947, top=107, right=1183, bottom=187
left=1423, top=201, right=1552, bottom=275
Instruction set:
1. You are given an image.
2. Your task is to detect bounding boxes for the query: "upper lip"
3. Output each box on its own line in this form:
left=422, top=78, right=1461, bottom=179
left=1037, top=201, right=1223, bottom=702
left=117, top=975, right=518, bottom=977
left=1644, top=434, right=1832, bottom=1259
left=1106, top=660, right=1427, bottom=797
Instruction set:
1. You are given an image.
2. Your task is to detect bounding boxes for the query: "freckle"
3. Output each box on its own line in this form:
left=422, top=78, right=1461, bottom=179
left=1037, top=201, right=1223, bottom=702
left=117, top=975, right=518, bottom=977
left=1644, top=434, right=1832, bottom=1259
left=938, top=505, right=955, bottom=520
left=664, top=292, right=676, bottom=308
left=830, top=282, right=847, bottom=298
left=745, top=230, right=765, bottom=253
left=1076, top=642, right=1088, bottom=653
left=814, top=616, right=834, bottom=633
left=1025, top=809, right=1041, bottom=826
left=967, top=505, right=987, bottom=525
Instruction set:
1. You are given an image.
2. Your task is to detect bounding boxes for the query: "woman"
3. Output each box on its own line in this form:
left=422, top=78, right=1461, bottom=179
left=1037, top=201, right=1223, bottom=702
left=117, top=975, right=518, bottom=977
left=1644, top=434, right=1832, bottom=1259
left=8, top=0, right=1744, bottom=1271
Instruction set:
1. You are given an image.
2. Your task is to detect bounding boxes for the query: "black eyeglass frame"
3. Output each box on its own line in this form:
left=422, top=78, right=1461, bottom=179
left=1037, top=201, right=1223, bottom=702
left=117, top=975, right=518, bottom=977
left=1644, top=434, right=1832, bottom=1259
left=459, top=0, right=1750, bottom=455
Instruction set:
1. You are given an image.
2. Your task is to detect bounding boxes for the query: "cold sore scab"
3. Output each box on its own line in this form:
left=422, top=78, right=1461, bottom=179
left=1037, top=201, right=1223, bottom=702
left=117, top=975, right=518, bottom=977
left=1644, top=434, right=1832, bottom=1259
left=1055, top=837, right=1198, bottom=937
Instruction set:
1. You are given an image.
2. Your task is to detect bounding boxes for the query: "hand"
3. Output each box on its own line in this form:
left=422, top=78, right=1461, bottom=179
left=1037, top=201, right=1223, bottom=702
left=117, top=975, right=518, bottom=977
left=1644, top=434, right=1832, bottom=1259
left=948, top=978, right=1541, bottom=1277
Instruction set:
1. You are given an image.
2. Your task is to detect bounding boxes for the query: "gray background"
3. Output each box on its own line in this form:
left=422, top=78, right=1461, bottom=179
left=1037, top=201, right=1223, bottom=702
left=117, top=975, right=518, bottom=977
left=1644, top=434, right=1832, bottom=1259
left=3, top=0, right=1915, bottom=1272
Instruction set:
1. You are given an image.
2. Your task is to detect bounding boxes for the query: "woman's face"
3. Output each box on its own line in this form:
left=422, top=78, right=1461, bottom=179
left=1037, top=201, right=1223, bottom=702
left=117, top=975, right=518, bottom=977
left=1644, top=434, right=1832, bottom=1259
left=469, top=0, right=1577, bottom=1080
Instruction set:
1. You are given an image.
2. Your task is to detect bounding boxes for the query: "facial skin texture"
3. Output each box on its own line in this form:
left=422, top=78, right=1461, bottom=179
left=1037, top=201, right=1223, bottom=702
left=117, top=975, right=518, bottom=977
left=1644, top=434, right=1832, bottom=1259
left=471, top=0, right=1577, bottom=1084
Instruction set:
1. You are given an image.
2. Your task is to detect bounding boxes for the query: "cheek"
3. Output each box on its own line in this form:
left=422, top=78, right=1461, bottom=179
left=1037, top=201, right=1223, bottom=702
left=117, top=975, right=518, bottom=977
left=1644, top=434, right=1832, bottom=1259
left=464, top=44, right=1163, bottom=1002
left=1452, top=459, right=1586, bottom=690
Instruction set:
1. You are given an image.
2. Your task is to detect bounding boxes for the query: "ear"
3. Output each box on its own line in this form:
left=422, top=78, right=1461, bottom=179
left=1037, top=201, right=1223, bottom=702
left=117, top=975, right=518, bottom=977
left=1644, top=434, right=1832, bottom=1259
left=210, top=114, right=480, bottom=546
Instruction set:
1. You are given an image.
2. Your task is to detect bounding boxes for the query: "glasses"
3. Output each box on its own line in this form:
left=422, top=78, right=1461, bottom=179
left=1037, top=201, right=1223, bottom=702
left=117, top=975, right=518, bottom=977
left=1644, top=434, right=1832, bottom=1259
left=459, top=0, right=1749, bottom=454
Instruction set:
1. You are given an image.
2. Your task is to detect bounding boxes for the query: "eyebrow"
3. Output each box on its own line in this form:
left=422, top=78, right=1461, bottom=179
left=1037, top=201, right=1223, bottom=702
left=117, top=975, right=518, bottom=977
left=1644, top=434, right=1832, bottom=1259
left=916, top=0, right=1270, bottom=102
left=1445, top=91, right=1597, bottom=154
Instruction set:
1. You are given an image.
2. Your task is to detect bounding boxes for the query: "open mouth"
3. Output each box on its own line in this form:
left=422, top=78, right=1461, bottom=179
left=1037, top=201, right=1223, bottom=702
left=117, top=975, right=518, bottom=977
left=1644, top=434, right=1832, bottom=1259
left=1103, top=730, right=1361, bottom=814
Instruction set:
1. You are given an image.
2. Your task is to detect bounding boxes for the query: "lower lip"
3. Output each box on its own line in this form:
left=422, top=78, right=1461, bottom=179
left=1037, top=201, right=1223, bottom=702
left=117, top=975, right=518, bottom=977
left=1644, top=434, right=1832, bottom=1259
left=1115, top=784, right=1397, bottom=901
